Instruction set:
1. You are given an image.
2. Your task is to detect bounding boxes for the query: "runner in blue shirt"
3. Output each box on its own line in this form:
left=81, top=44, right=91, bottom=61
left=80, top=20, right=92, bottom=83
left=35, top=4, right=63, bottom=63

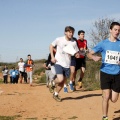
left=87, top=22, right=120, bottom=120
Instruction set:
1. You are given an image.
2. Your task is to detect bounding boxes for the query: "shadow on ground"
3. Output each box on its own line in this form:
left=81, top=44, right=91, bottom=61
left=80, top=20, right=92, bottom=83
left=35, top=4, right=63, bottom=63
left=114, top=110, right=120, bottom=113
left=113, top=117, right=120, bottom=120
left=62, top=93, right=102, bottom=101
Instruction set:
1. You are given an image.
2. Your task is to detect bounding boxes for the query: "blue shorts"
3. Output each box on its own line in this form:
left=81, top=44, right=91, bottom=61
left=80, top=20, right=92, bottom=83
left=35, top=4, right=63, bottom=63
left=54, top=64, right=70, bottom=78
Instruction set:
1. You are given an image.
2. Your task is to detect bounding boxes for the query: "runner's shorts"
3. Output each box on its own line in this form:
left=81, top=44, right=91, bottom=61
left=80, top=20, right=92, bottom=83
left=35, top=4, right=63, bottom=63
left=54, top=64, right=70, bottom=78
left=70, top=56, right=76, bottom=67
left=100, top=71, right=120, bottom=93
left=75, top=57, right=86, bottom=71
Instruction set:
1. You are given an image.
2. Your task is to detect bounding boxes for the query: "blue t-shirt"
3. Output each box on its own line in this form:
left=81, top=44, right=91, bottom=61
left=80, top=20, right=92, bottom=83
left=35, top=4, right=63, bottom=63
left=11, top=70, right=17, bottom=78
left=92, top=38, right=120, bottom=75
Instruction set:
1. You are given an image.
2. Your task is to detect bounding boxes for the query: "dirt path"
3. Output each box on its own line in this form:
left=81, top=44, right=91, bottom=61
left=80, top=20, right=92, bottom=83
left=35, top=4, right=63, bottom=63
left=0, top=83, right=120, bottom=120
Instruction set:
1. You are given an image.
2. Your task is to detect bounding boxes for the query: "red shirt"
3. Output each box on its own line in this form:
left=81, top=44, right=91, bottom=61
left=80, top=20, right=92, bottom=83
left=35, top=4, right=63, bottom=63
left=77, top=39, right=87, bottom=58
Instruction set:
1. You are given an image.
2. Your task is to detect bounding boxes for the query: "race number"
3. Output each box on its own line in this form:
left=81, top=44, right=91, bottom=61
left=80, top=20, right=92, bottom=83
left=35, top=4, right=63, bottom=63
left=105, top=50, right=120, bottom=64
left=12, top=72, right=16, bottom=76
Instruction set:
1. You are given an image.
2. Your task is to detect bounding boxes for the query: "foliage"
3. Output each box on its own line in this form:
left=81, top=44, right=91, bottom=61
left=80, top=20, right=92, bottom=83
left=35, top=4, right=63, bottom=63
left=0, top=115, right=22, bottom=120
left=34, top=59, right=46, bottom=64
left=82, top=60, right=101, bottom=90
left=34, top=67, right=45, bottom=75
left=89, top=17, right=120, bottom=48
left=0, top=78, right=3, bottom=83
left=36, top=74, right=46, bottom=83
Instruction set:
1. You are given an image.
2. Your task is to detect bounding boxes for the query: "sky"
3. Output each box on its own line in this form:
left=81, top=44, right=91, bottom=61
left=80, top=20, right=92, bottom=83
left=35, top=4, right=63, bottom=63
left=0, top=0, right=120, bottom=63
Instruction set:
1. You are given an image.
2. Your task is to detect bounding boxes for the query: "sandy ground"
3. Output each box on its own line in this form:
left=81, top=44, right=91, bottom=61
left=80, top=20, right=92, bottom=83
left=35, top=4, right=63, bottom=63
left=0, top=83, right=120, bottom=120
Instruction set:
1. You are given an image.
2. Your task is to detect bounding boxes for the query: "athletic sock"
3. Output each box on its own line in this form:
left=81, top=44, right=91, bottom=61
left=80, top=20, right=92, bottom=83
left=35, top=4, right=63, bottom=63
left=52, top=81, right=55, bottom=86
left=64, top=84, right=67, bottom=87
left=70, top=80, right=72, bottom=84
left=55, top=91, right=58, bottom=96
left=49, top=82, right=51, bottom=85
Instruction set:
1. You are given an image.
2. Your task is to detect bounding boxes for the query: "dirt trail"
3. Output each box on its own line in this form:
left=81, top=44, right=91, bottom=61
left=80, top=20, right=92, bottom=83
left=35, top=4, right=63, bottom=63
left=0, top=83, right=120, bottom=120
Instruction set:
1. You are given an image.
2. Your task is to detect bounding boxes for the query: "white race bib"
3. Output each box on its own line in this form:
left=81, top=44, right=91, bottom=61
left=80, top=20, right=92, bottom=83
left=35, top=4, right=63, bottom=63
left=12, top=72, right=16, bottom=76
left=105, top=50, right=120, bottom=64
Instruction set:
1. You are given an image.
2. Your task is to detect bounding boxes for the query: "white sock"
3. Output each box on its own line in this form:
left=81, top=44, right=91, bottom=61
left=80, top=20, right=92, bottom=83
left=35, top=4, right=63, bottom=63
left=49, top=82, right=51, bottom=85
left=70, top=80, right=72, bottom=84
left=55, top=91, right=58, bottom=96
left=52, top=81, right=55, bottom=86
left=64, top=84, right=67, bottom=87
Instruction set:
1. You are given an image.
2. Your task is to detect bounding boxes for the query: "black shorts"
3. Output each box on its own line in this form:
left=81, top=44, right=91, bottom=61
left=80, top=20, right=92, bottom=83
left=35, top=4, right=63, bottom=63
left=100, top=71, right=120, bottom=93
left=75, top=57, right=86, bottom=71
left=70, top=56, right=76, bottom=67
left=20, top=71, right=24, bottom=77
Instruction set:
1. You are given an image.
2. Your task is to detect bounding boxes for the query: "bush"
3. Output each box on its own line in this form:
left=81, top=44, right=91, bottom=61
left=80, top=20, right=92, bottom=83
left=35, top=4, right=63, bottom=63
left=34, top=67, right=45, bottom=75
left=36, top=74, right=46, bottom=83
left=82, top=61, right=101, bottom=90
left=0, top=78, right=3, bottom=84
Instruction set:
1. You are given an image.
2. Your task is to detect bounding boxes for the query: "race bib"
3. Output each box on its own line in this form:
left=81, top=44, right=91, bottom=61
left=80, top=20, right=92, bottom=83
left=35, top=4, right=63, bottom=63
left=105, top=50, right=120, bottom=64
left=12, top=72, right=16, bottom=76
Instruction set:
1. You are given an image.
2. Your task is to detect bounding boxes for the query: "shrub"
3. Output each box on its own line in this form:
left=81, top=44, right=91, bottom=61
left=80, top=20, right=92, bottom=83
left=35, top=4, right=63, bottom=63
left=36, top=74, right=46, bottom=83
left=0, top=78, right=3, bottom=84
left=82, top=61, right=101, bottom=90
left=34, top=68, right=45, bottom=75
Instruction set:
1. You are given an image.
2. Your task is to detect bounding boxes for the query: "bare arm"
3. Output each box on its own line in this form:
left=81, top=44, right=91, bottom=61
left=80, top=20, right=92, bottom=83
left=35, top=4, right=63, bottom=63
left=87, top=50, right=101, bottom=62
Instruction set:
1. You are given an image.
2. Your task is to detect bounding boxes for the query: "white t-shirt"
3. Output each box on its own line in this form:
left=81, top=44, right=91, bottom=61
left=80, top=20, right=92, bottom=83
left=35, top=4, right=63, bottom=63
left=18, top=62, right=25, bottom=72
left=51, top=36, right=79, bottom=68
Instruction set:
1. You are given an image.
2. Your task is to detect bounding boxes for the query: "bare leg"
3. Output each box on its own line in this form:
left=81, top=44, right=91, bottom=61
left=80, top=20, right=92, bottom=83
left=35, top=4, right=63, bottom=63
left=110, top=90, right=119, bottom=103
left=70, top=66, right=75, bottom=82
left=80, top=67, right=85, bottom=80
left=102, top=89, right=111, bottom=117
left=54, top=74, right=64, bottom=94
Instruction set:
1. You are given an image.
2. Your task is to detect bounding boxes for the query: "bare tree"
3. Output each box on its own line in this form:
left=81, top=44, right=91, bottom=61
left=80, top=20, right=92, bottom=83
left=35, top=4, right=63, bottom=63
left=89, top=18, right=120, bottom=47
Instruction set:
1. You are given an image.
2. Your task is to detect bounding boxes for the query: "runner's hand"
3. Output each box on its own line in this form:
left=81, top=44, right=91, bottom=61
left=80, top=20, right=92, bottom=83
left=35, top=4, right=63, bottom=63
left=92, top=56, right=101, bottom=62
left=51, top=57, right=57, bottom=63
left=74, top=52, right=80, bottom=58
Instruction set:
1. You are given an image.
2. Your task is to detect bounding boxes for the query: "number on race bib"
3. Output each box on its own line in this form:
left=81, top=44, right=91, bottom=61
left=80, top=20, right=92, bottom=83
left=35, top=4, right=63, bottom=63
left=105, top=50, right=120, bottom=64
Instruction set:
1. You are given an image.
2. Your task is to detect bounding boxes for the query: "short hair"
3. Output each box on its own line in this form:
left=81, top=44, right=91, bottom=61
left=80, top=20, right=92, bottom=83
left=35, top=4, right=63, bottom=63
left=65, top=26, right=75, bottom=32
left=27, top=54, right=31, bottom=57
left=78, top=30, right=85, bottom=35
left=110, top=22, right=120, bottom=30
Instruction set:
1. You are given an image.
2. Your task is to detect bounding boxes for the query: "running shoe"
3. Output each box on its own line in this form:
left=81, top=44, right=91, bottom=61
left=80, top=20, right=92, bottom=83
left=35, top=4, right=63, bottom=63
left=102, top=117, right=108, bottom=120
left=69, top=83, right=74, bottom=91
left=78, top=81, right=82, bottom=88
left=53, top=93, right=62, bottom=102
left=49, top=85, right=55, bottom=93
left=64, top=87, right=68, bottom=93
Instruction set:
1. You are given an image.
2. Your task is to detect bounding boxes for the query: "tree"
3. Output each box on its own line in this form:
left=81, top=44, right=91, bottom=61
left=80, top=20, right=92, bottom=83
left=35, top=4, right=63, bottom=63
left=89, top=18, right=120, bottom=47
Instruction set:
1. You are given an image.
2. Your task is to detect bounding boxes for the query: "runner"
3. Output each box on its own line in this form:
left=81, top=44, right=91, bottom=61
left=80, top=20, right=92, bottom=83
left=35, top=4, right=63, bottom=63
left=69, top=37, right=78, bottom=91
left=11, top=67, right=17, bottom=84
left=18, top=58, right=27, bottom=83
left=2, top=65, right=9, bottom=84
left=87, top=22, right=120, bottom=120
left=43, top=53, right=56, bottom=93
left=25, top=54, right=34, bottom=86
left=75, top=30, right=88, bottom=89
left=50, top=26, right=79, bottom=102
